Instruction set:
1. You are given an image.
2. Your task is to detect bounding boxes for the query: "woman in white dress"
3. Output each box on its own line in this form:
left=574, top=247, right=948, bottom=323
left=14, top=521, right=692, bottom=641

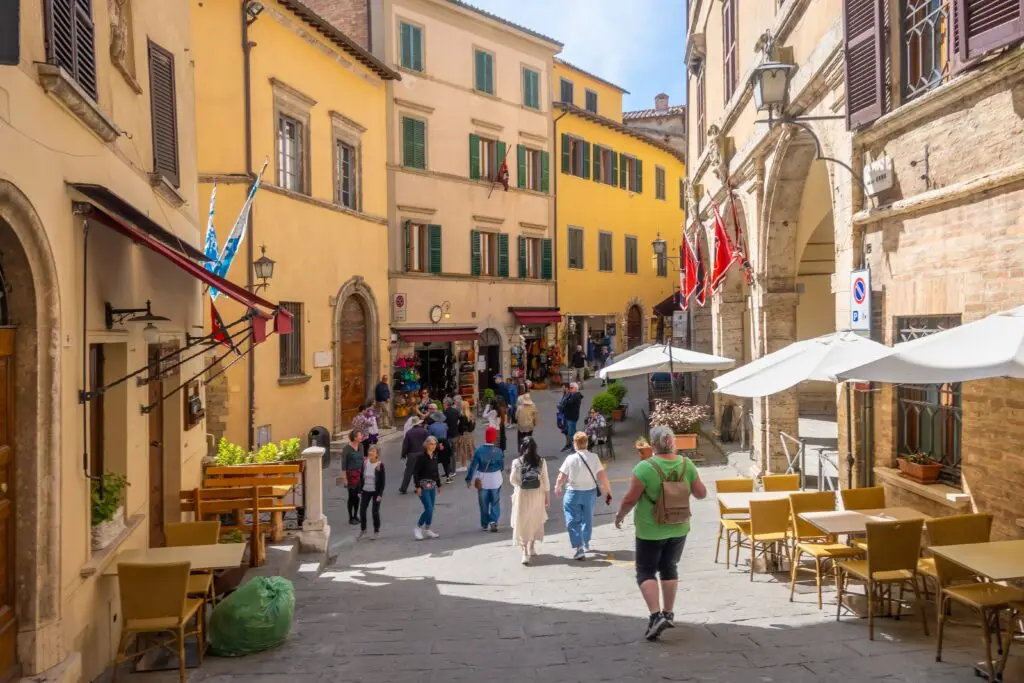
left=509, top=437, right=550, bottom=565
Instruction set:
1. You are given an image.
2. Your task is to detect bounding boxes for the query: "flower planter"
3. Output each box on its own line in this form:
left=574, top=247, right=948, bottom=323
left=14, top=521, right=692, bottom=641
left=91, top=505, right=126, bottom=551
left=897, top=458, right=942, bottom=484
left=637, top=446, right=653, bottom=460
left=673, top=433, right=697, bottom=452
left=611, top=408, right=625, bottom=422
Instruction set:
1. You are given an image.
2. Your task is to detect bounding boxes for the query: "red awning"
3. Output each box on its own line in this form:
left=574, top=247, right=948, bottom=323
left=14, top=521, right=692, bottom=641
left=510, top=308, right=562, bottom=325
left=397, top=328, right=480, bottom=343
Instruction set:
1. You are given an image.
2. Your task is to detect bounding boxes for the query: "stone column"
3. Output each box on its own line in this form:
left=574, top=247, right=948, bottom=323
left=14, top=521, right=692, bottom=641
left=298, top=447, right=330, bottom=554
left=751, top=291, right=800, bottom=474
left=711, top=289, right=746, bottom=434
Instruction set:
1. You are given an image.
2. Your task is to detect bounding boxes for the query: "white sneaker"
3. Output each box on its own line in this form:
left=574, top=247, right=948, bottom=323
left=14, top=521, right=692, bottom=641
left=521, top=551, right=530, bottom=565
left=424, top=529, right=439, bottom=539
left=414, top=526, right=424, bottom=541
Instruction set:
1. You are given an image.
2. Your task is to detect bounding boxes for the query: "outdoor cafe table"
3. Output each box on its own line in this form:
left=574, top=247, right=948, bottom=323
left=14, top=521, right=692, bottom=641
left=798, top=507, right=931, bottom=537
left=716, top=489, right=814, bottom=512
left=101, top=542, right=246, bottom=576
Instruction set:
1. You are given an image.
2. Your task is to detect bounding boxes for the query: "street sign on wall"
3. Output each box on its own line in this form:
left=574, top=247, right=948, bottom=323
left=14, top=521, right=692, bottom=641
left=672, top=311, right=686, bottom=339
left=850, top=269, right=871, bottom=335
left=392, top=293, right=407, bottom=322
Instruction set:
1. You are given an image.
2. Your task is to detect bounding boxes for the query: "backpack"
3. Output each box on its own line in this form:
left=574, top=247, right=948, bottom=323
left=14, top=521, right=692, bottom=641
left=519, top=458, right=541, bottom=490
left=646, top=458, right=692, bottom=525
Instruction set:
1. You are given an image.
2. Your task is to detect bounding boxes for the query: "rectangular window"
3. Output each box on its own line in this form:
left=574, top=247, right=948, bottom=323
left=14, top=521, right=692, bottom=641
left=655, top=166, right=666, bottom=200
left=45, top=0, right=98, bottom=100
left=335, top=140, right=357, bottom=209
left=277, top=114, right=304, bottom=192
left=399, top=21, right=424, bottom=72
left=592, top=145, right=617, bottom=185
left=517, top=145, right=544, bottom=191
left=474, top=48, right=495, bottom=94
left=598, top=232, right=613, bottom=272
left=722, top=0, right=738, bottom=103
left=625, top=236, right=638, bottom=274
left=696, top=66, right=706, bottom=157
left=405, top=222, right=441, bottom=273
left=279, top=302, right=304, bottom=377
left=470, top=135, right=505, bottom=181
left=901, top=0, right=951, bottom=101
left=519, top=236, right=543, bottom=279
left=657, top=252, right=668, bottom=277
left=559, top=77, right=574, bottom=104
left=585, top=88, right=598, bottom=113
left=148, top=41, right=180, bottom=188
left=481, top=232, right=498, bottom=276
left=88, top=343, right=105, bottom=478
left=402, top=116, right=426, bottom=169
left=561, top=135, right=590, bottom=179
left=522, top=67, right=540, bottom=109
left=679, top=178, right=686, bottom=210
left=567, top=227, right=584, bottom=269
left=894, top=314, right=963, bottom=486
left=619, top=154, right=642, bottom=192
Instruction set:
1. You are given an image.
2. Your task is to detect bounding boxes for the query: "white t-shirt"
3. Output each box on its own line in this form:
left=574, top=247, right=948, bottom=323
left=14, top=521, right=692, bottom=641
left=363, top=460, right=377, bottom=491
left=559, top=450, right=603, bottom=491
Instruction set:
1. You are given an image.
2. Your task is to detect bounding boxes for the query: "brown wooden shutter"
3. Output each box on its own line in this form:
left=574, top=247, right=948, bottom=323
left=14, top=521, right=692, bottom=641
left=956, top=0, right=1024, bottom=60
left=842, top=0, right=886, bottom=130
left=0, top=0, right=20, bottom=66
left=148, top=40, right=180, bottom=187
left=46, top=0, right=98, bottom=100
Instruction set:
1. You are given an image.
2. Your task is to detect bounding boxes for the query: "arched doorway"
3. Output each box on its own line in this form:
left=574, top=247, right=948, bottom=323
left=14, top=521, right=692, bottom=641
left=626, top=305, right=642, bottom=349
left=478, top=328, right=501, bottom=398
left=332, top=276, right=380, bottom=434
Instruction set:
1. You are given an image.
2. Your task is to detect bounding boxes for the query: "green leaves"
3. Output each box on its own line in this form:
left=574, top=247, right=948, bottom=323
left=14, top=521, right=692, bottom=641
left=91, top=472, right=130, bottom=525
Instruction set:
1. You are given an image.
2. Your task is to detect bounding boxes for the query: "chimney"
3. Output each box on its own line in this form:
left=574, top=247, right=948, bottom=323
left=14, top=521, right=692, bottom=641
left=655, top=93, right=669, bottom=110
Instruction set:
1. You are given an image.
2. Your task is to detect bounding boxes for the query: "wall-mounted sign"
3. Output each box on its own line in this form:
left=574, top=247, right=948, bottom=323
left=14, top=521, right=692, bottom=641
left=850, top=268, right=871, bottom=336
left=313, top=350, right=333, bottom=368
left=672, top=311, right=686, bottom=339
left=392, top=293, right=407, bottom=322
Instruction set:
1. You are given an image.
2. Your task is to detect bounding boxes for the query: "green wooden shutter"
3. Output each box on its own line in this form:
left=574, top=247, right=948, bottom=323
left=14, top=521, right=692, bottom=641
left=609, top=150, right=618, bottom=187
left=414, top=120, right=426, bottom=168
left=619, top=153, right=627, bottom=188
left=581, top=141, right=591, bottom=180
left=474, top=50, right=485, bottom=91
left=496, top=141, right=506, bottom=178
left=517, top=145, right=527, bottom=189
left=636, top=159, right=643, bottom=193
left=402, top=118, right=414, bottom=167
left=560, top=134, right=570, bottom=173
left=427, top=224, right=442, bottom=273
left=403, top=220, right=411, bottom=270
left=400, top=23, right=411, bottom=69
left=469, top=134, right=480, bottom=179
left=470, top=230, right=481, bottom=276
left=517, top=236, right=527, bottom=278
left=498, top=233, right=509, bottom=277
left=412, top=26, right=423, bottom=72
left=592, top=145, right=601, bottom=182
left=541, top=238, right=553, bottom=280
left=486, top=53, right=494, bottom=94
left=540, top=151, right=550, bottom=193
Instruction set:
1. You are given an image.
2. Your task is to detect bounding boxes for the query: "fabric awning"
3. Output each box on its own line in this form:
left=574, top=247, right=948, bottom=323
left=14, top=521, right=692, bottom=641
left=652, top=292, right=683, bottom=317
left=71, top=183, right=210, bottom=261
left=509, top=308, right=561, bottom=325
left=397, top=327, right=480, bottom=343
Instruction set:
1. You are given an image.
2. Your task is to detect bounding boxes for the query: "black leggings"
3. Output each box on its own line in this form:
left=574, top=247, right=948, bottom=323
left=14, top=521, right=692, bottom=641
left=635, top=535, right=687, bottom=585
left=347, top=486, right=360, bottom=520
left=359, top=490, right=381, bottom=532
left=438, top=443, right=453, bottom=478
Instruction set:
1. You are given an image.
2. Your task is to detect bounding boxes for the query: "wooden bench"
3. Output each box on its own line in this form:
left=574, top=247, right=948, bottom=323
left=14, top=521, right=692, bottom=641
left=202, top=464, right=301, bottom=542
left=180, top=485, right=295, bottom=567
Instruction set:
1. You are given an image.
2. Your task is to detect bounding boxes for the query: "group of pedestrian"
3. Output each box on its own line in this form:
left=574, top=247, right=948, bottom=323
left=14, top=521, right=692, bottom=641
left=338, top=429, right=385, bottom=540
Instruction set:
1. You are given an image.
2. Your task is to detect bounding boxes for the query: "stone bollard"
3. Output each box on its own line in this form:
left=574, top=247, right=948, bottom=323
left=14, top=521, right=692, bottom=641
left=298, top=446, right=330, bottom=554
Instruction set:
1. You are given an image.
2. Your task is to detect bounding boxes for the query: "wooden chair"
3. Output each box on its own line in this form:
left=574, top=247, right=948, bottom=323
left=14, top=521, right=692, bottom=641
left=736, top=499, right=791, bottom=581
left=840, top=486, right=887, bottom=552
left=165, top=521, right=221, bottom=606
left=203, top=464, right=301, bottom=542
left=930, top=514, right=1024, bottom=681
left=763, top=474, right=800, bottom=492
left=714, top=478, right=754, bottom=568
left=112, top=562, right=204, bottom=683
left=180, top=486, right=288, bottom=567
left=835, top=519, right=929, bottom=641
left=788, top=492, right=862, bottom=609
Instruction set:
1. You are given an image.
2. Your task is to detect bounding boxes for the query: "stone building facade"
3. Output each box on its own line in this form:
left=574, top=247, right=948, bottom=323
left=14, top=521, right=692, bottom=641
left=623, top=94, right=687, bottom=160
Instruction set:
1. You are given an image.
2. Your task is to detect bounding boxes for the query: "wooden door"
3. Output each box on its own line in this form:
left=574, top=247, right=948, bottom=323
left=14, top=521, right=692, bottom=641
left=0, top=330, right=16, bottom=681
left=147, top=346, right=165, bottom=548
left=339, top=297, right=367, bottom=426
left=627, top=306, right=642, bottom=349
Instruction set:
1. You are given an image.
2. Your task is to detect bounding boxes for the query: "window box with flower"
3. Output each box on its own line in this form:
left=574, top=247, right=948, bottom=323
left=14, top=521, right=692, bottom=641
left=896, top=452, right=943, bottom=485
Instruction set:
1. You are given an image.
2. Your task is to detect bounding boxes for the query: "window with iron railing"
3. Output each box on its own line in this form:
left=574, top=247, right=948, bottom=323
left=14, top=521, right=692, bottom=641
left=279, top=302, right=304, bottom=378
left=902, top=0, right=951, bottom=102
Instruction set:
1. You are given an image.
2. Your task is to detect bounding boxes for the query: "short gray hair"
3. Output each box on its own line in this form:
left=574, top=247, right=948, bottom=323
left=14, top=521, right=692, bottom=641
left=443, top=397, right=453, bottom=408
left=649, top=426, right=675, bottom=455
left=424, top=435, right=439, bottom=448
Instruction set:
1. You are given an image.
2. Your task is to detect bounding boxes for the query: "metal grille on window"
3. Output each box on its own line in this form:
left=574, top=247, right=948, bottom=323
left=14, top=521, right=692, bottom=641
left=278, top=115, right=302, bottom=191
left=902, top=0, right=951, bottom=101
left=279, top=302, right=303, bottom=377
left=337, top=140, right=355, bottom=208
left=895, top=314, right=962, bottom=486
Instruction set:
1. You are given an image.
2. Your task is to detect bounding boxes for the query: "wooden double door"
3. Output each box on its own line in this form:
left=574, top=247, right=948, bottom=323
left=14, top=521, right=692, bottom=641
left=0, top=330, right=16, bottom=681
left=339, top=297, right=368, bottom=426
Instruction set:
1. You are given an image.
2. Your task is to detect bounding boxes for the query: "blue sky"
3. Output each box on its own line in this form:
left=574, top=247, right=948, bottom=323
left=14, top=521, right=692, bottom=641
left=467, top=0, right=688, bottom=112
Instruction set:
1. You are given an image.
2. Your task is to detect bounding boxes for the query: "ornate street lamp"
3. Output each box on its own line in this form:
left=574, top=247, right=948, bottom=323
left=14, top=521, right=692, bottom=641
left=651, top=233, right=668, bottom=257
left=252, top=244, right=275, bottom=292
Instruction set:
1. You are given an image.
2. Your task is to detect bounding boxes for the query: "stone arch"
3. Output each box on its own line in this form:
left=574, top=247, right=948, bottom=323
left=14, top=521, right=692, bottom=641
left=332, top=276, right=380, bottom=435
left=0, top=180, right=62, bottom=675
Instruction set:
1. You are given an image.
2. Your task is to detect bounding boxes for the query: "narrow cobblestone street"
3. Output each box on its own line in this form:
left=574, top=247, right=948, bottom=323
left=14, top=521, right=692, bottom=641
left=191, top=378, right=997, bottom=682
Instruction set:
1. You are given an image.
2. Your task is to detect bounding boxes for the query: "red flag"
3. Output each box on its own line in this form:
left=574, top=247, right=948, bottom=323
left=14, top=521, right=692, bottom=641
left=211, top=301, right=229, bottom=345
left=695, top=236, right=708, bottom=307
left=496, top=155, right=510, bottom=191
left=681, top=237, right=699, bottom=309
left=710, top=201, right=740, bottom=293
left=727, top=186, right=754, bottom=286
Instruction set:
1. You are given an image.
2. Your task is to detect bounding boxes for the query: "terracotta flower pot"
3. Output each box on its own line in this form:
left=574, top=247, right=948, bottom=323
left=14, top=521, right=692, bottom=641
left=611, top=408, right=624, bottom=421
left=673, top=433, right=697, bottom=451
left=897, top=458, right=942, bottom=484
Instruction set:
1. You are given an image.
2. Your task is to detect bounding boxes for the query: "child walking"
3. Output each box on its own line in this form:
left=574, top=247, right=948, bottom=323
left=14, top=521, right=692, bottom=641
left=359, top=445, right=385, bottom=540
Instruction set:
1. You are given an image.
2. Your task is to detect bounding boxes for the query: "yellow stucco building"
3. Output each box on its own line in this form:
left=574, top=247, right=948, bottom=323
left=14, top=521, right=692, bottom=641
left=191, top=0, right=399, bottom=444
left=553, top=60, right=687, bottom=355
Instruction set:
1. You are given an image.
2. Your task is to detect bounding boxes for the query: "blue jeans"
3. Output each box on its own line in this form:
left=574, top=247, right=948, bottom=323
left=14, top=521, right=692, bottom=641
left=563, top=488, right=596, bottom=549
left=564, top=419, right=578, bottom=446
left=478, top=486, right=501, bottom=527
left=417, top=486, right=436, bottom=527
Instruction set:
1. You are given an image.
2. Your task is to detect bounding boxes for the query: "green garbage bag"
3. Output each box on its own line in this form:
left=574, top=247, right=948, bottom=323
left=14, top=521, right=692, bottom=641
left=208, top=576, right=295, bottom=657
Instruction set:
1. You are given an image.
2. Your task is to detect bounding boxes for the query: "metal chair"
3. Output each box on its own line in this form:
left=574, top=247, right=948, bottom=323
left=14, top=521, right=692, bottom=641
left=592, top=424, right=615, bottom=461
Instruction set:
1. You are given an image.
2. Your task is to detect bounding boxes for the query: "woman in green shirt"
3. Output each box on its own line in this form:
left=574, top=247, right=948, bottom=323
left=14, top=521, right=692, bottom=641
left=614, top=425, right=707, bottom=641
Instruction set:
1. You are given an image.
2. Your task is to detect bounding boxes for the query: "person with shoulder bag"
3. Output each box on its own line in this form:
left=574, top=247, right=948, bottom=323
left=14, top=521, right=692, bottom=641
left=555, top=431, right=613, bottom=561
left=614, top=426, right=708, bottom=642
left=454, top=397, right=476, bottom=472
left=509, top=437, right=550, bottom=565
left=465, top=427, right=505, bottom=532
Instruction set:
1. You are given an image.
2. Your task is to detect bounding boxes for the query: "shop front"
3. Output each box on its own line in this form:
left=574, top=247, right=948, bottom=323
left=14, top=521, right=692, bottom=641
left=509, top=308, right=561, bottom=389
left=391, top=327, right=480, bottom=421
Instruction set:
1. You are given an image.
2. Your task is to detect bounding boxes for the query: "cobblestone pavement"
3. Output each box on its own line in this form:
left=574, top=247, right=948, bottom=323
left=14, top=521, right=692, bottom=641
left=192, top=377, right=1011, bottom=682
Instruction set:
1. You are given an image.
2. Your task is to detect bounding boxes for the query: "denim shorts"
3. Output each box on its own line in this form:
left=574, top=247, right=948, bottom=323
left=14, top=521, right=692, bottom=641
left=635, top=535, right=687, bottom=585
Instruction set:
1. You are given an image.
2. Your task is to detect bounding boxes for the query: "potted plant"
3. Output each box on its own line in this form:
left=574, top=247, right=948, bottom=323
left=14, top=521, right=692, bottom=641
left=591, top=391, right=618, bottom=419
left=607, top=382, right=628, bottom=421
left=213, top=437, right=303, bottom=467
left=635, top=437, right=653, bottom=460
left=896, top=452, right=943, bottom=484
left=649, top=398, right=709, bottom=452
left=91, top=472, right=130, bottom=551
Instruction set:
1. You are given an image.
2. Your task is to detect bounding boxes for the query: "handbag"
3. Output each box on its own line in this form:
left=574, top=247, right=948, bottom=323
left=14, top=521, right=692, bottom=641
left=473, top=447, right=496, bottom=490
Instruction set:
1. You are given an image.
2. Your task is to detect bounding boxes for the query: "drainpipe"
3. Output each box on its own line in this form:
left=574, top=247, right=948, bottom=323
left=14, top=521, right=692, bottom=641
left=242, top=1, right=257, bottom=452
left=552, top=108, right=568, bottom=309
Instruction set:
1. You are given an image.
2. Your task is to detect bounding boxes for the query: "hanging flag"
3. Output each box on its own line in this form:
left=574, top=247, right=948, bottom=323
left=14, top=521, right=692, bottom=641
left=210, top=160, right=268, bottom=301
left=695, top=234, right=708, bottom=307
left=678, top=246, right=688, bottom=311
left=710, top=200, right=740, bottom=293
left=727, top=183, right=754, bottom=286
left=681, top=235, right=699, bottom=310
left=203, top=182, right=219, bottom=268
left=495, top=147, right=510, bottom=192
left=210, top=301, right=240, bottom=355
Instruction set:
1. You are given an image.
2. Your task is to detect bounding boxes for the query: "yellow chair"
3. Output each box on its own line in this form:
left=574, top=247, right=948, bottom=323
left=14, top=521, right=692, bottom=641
left=931, top=515, right=1024, bottom=682
left=919, top=513, right=992, bottom=603
left=165, top=521, right=221, bottom=606
left=714, top=478, right=754, bottom=568
left=763, top=474, right=800, bottom=492
left=113, top=562, right=204, bottom=683
left=840, top=486, right=887, bottom=552
left=835, top=519, right=929, bottom=641
left=736, top=498, right=791, bottom=581
left=789, top=492, right=862, bottom=609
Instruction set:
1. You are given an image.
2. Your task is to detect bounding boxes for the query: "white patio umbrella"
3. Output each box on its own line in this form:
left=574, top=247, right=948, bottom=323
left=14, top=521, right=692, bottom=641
left=607, top=343, right=651, bottom=364
left=598, top=345, right=735, bottom=380
left=713, top=331, right=892, bottom=398
left=835, top=306, right=1024, bottom=383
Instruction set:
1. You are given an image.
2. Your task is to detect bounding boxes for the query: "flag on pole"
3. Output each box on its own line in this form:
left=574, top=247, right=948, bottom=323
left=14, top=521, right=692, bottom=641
left=203, top=182, right=219, bottom=267
left=210, top=301, right=240, bottom=355
left=678, top=246, right=688, bottom=311
left=727, top=184, right=755, bottom=285
left=496, top=148, right=510, bottom=192
left=681, top=235, right=699, bottom=310
left=710, top=200, right=740, bottom=293
left=695, top=234, right=708, bottom=307
left=210, top=160, right=268, bottom=301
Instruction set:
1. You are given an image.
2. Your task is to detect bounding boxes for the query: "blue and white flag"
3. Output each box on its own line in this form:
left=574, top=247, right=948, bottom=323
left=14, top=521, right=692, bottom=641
left=203, top=182, right=219, bottom=269
left=210, top=160, right=268, bottom=301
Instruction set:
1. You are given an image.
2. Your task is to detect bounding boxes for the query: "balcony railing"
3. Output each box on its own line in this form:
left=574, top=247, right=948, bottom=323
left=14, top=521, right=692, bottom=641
left=902, top=0, right=951, bottom=101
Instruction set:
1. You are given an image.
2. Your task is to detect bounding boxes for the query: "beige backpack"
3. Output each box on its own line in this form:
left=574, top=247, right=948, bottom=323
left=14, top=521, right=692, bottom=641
left=647, top=458, right=692, bottom=525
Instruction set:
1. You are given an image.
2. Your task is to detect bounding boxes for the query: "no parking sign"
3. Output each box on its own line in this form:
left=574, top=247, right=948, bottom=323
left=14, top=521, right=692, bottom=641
left=850, top=269, right=871, bottom=335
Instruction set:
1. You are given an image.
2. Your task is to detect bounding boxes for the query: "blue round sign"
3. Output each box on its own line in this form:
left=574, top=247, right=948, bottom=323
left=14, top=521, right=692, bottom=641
left=853, top=277, right=867, bottom=305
